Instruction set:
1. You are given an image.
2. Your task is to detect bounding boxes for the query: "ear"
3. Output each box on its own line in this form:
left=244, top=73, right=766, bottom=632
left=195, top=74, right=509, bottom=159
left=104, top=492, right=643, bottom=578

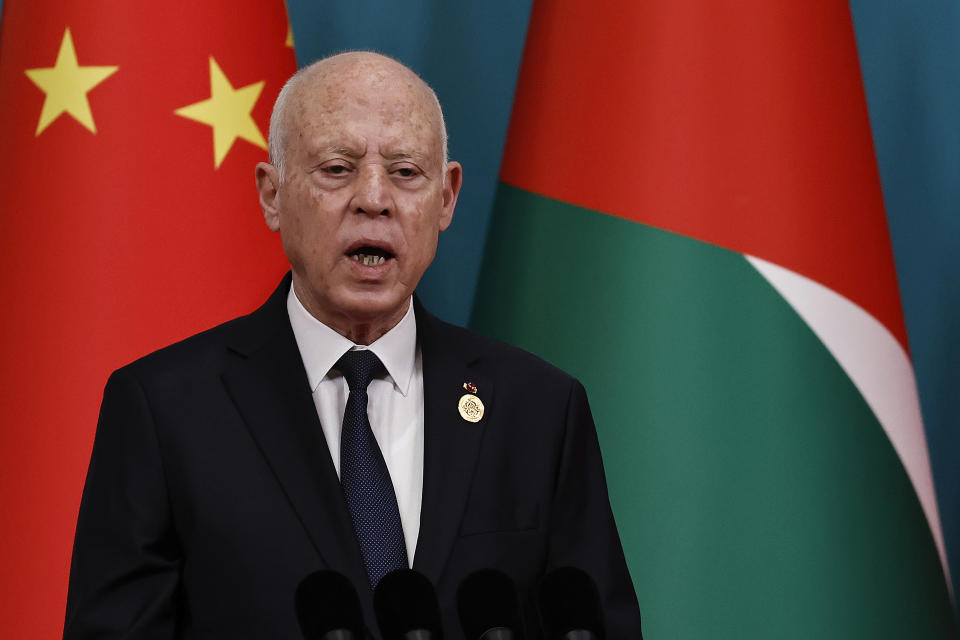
left=255, top=162, right=282, bottom=232
left=438, top=161, right=462, bottom=232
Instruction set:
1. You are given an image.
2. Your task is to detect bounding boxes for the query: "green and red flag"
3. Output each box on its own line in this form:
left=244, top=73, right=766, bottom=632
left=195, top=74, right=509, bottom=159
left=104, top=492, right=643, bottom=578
left=473, top=0, right=956, bottom=636
left=0, top=2, right=294, bottom=636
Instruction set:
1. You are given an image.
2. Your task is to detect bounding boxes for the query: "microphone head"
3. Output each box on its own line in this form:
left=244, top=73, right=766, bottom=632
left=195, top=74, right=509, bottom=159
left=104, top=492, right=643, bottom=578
left=456, top=568, right=524, bottom=640
left=374, top=569, right=444, bottom=639
left=295, top=570, right=364, bottom=639
left=537, top=567, right=605, bottom=640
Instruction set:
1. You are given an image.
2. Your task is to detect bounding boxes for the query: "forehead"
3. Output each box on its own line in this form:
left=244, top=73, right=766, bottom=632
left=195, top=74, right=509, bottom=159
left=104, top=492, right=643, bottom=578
left=290, top=63, right=441, bottom=157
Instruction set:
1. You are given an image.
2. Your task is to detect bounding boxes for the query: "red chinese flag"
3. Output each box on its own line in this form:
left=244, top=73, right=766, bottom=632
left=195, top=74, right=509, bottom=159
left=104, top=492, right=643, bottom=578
left=0, top=2, right=296, bottom=635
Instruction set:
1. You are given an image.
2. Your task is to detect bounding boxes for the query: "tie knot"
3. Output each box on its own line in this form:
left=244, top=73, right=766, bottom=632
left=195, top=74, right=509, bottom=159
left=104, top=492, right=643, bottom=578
left=335, top=350, right=384, bottom=391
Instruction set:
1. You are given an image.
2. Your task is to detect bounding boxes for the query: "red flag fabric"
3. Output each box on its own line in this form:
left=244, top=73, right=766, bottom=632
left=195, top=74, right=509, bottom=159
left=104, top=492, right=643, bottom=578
left=499, top=0, right=907, bottom=353
left=0, top=3, right=295, bottom=636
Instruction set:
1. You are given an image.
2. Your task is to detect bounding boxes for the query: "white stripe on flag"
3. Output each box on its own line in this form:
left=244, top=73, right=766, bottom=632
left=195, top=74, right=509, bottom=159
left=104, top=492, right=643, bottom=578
left=747, top=254, right=950, bottom=593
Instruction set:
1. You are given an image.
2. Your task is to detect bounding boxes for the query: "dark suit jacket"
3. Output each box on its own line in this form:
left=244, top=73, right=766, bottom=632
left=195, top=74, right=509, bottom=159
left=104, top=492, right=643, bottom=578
left=64, top=275, right=642, bottom=639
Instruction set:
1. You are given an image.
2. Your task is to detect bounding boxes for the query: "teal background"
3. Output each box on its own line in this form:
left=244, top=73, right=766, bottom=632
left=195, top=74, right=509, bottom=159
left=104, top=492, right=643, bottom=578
left=848, top=0, right=960, bottom=602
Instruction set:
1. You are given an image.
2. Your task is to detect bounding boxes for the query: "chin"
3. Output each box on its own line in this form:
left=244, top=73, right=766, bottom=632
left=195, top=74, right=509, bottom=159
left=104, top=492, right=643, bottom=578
left=336, top=290, right=410, bottom=323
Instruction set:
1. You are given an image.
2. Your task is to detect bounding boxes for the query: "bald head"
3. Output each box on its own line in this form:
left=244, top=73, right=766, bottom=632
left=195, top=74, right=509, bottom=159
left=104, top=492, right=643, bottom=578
left=253, top=50, right=463, bottom=344
left=268, top=52, right=448, bottom=183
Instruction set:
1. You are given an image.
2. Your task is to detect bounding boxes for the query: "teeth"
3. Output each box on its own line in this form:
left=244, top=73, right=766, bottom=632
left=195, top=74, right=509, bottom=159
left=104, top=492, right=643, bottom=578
left=353, top=253, right=386, bottom=266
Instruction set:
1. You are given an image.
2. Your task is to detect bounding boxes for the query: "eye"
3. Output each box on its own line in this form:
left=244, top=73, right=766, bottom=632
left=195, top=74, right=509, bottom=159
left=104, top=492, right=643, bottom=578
left=393, top=165, right=422, bottom=179
left=324, top=164, right=350, bottom=175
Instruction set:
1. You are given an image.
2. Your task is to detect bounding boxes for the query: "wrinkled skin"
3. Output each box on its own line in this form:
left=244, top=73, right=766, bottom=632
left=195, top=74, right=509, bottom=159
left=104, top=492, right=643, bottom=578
left=256, top=53, right=462, bottom=344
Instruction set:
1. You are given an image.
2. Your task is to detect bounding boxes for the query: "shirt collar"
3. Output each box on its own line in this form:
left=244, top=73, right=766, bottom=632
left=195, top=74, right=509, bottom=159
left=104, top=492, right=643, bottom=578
left=286, top=284, right=417, bottom=396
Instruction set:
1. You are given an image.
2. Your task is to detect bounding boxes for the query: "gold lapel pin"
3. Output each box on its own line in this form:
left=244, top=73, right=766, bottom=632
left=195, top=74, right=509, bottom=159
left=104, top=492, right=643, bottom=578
left=458, top=392, right=484, bottom=423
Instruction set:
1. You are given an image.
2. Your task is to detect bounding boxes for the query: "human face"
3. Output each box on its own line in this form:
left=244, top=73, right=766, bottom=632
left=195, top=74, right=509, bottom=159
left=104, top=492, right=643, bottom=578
left=257, top=63, right=462, bottom=342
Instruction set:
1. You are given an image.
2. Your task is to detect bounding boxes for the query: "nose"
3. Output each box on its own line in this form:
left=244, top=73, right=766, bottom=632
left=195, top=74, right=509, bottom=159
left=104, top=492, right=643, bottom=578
left=352, top=165, right=391, bottom=217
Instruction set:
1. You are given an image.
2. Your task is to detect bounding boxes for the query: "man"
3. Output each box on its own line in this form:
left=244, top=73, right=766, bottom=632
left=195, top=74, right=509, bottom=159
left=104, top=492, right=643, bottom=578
left=65, top=52, right=642, bottom=639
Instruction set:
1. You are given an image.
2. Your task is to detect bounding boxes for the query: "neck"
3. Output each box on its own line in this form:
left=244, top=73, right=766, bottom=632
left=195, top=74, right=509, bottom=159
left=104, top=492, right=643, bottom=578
left=332, top=320, right=395, bottom=346
left=292, top=281, right=409, bottom=345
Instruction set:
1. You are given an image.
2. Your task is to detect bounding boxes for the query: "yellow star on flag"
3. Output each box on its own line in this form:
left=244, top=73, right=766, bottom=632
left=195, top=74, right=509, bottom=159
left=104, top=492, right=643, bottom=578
left=24, top=28, right=118, bottom=136
left=175, top=57, right=267, bottom=168
left=284, top=0, right=295, bottom=48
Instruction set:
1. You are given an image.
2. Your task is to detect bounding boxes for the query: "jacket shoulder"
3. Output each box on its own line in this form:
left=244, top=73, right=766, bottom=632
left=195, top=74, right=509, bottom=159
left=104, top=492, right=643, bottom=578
left=110, top=314, right=250, bottom=384
left=114, top=276, right=292, bottom=384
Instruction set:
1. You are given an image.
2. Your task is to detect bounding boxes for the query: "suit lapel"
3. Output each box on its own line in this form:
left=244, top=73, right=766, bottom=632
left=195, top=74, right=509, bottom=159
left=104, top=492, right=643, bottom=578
left=413, top=301, right=492, bottom=584
left=218, top=284, right=489, bottom=591
left=220, top=276, right=369, bottom=592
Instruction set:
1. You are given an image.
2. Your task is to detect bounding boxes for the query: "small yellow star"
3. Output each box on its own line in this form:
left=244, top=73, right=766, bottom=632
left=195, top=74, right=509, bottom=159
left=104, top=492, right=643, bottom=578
left=24, top=28, right=118, bottom=136
left=174, top=57, right=267, bottom=168
left=284, top=0, right=295, bottom=48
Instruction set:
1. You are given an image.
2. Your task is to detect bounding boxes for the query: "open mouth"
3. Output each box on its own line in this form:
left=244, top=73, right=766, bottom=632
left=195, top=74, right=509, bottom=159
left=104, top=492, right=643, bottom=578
left=348, top=246, right=394, bottom=267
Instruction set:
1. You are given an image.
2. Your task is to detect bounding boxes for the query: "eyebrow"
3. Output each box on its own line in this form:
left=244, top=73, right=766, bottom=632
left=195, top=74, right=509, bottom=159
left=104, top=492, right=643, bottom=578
left=325, top=146, right=363, bottom=159
left=312, top=146, right=429, bottom=163
left=384, top=150, right=432, bottom=163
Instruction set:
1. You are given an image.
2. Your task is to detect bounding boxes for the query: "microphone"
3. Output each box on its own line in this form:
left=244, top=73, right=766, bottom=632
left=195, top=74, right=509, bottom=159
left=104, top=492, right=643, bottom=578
left=456, top=568, right=524, bottom=640
left=295, top=570, right=365, bottom=640
left=537, top=568, right=605, bottom=640
left=374, top=569, right=444, bottom=639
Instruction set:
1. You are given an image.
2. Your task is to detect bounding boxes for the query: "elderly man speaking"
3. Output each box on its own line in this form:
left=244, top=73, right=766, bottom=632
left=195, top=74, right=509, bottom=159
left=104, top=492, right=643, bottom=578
left=64, top=52, right=643, bottom=639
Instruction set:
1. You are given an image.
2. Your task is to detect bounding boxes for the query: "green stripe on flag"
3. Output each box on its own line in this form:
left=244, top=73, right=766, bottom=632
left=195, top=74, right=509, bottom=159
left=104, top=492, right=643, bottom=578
left=472, top=184, right=954, bottom=638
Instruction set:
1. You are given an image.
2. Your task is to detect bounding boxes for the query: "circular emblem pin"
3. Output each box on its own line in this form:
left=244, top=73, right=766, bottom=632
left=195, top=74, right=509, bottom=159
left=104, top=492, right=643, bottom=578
left=458, top=393, right=484, bottom=423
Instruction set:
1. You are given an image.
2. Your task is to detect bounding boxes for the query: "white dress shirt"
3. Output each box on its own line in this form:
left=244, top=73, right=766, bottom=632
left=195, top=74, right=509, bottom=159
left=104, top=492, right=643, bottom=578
left=286, top=286, right=423, bottom=564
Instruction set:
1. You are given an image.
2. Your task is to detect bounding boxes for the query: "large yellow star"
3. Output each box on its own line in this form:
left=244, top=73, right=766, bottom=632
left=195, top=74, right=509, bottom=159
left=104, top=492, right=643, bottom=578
left=175, top=57, right=267, bottom=168
left=24, top=28, right=118, bottom=136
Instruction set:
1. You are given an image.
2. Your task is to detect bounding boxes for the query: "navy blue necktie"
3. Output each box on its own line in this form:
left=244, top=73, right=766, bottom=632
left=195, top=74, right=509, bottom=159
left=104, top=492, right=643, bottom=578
left=335, top=350, right=408, bottom=588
